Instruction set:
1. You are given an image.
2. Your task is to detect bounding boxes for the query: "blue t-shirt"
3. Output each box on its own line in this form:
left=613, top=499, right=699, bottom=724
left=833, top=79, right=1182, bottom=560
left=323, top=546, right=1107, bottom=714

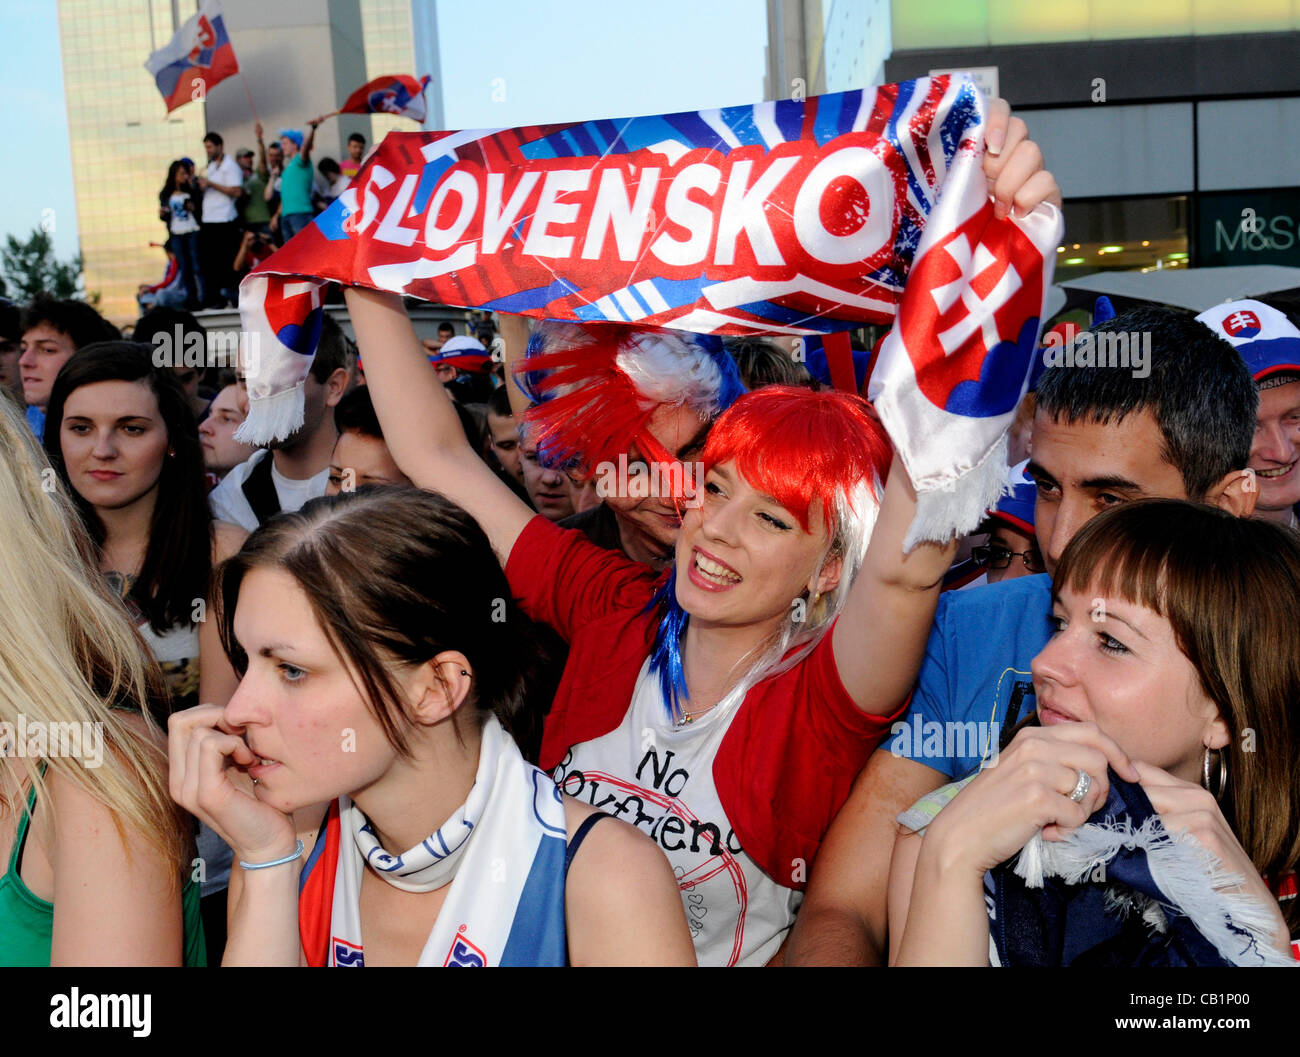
left=25, top=404, right=45, bottom=440
left=886, top=573, right=1052, bottom=779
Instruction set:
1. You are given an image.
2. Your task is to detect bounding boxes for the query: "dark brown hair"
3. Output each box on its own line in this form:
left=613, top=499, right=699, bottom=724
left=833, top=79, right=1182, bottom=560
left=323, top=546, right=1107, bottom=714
left=215, top=486, right=546, bottom=757
left=45, top=341, right=212, bottom=638
left=1055, top=499, right=1300, bottom=931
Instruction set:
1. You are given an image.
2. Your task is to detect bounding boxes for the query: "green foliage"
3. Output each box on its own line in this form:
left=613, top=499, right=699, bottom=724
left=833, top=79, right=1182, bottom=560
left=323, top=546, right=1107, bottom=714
left=1, top=227, right=98, bottom=307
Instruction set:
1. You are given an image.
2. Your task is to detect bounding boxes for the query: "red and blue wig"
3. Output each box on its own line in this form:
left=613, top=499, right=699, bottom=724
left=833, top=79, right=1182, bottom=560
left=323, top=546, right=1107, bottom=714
left=513, top=322, right=746, bottom=476
left=649, top=386, right=895, bottom=720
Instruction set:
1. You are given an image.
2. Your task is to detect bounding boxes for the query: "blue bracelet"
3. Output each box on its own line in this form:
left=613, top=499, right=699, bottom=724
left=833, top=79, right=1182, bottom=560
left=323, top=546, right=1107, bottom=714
left=239, top=839, right=305, bottom=871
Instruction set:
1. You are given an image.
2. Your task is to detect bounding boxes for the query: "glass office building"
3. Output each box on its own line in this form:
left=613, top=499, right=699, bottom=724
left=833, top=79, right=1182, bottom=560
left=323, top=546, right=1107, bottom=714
left=56, top=0, right=418, bottom=325
left=57, top=0, right=209, bottom=324
left=360, top=0, right=417, bottom=146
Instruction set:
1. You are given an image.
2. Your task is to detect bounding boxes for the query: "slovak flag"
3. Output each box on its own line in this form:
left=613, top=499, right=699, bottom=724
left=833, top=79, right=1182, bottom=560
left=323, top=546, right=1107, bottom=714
left=868, top=88, right=1063, bottom=548
left=339, top=74, right=432, bottom=123
left=144, top=0, right=239, bottom=114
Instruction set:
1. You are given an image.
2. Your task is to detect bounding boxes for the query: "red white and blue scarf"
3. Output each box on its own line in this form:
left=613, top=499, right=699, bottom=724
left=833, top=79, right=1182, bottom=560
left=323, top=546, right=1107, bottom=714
left=237, top=75, right=1061, bottom=545
left=298, top=717, right=568, bottom=967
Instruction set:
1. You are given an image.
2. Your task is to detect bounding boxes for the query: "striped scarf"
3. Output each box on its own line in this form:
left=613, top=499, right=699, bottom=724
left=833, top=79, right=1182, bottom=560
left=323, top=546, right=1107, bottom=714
left=298, top=716, right=568, bottom=966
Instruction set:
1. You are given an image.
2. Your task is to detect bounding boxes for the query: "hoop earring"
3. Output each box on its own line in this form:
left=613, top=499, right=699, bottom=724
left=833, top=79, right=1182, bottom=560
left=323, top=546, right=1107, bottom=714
left=1202, top=746, right=1228, bottom=802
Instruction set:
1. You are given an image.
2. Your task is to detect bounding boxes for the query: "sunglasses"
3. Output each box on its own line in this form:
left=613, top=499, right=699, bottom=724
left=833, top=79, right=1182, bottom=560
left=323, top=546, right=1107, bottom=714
left=971, top=544, right=1046, bottom=574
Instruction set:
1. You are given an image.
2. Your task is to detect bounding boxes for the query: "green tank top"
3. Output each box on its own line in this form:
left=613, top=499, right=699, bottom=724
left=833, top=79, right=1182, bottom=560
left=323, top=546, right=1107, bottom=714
left=0, top=782, right=206, bottom=966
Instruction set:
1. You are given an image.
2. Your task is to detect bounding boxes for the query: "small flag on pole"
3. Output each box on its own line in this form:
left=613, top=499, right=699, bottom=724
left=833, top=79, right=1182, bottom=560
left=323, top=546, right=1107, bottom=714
left=338, top=74, right=432, bottom=123
left=144, top=0, right=239, bottom=114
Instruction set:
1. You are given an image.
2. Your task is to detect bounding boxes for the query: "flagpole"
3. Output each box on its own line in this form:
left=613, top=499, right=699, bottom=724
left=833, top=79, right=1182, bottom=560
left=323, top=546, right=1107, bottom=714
left=240, top=73, right=259, bottom=123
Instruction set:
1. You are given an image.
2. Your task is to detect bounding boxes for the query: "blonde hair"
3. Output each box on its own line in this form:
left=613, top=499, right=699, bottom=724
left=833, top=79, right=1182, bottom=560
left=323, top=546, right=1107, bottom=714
left=0, top=398, right=186, bottom=878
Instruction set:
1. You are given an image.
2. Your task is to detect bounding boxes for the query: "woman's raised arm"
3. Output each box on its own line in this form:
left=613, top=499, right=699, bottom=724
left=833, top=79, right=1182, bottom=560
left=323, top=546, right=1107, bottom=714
left=344, top=287, right=535, bottom=563
left=832, top=455, right=956, bottom=715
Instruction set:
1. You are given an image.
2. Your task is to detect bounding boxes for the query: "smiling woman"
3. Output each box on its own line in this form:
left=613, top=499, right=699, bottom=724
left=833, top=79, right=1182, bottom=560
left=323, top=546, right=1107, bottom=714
left=346, top=287, right=965, bottom=966
left=888, top=500, right=1300, bottom=966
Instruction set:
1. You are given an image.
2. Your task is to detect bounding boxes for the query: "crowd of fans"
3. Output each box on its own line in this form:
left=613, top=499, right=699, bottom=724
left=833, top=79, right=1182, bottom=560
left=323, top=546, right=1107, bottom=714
left=141, top=122, right=370, bottom=314
left=1, top=102, right=1298, bottom=969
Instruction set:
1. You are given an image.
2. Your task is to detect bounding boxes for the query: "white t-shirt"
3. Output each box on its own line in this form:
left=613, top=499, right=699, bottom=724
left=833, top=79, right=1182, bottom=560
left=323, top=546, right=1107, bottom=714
left=208, top=448, right=329, bottom=531
left=551, top=659, right=800, bottom=967
left=167, top=190, right=201, bottom=235
left=203, top=154, right=244, bottom=223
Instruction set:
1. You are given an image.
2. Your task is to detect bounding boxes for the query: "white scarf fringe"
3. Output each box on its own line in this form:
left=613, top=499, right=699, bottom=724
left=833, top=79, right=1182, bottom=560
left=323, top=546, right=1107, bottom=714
left=903, top=434, right=1009, bottom=553
left=234, top=383, right=306, bottom=446
left=1014, top=817, right=1293, bottom=967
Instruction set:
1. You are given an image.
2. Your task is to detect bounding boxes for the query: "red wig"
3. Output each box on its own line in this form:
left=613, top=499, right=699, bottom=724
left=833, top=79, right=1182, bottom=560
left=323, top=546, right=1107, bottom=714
left=702, top=386, right=893, bottom=534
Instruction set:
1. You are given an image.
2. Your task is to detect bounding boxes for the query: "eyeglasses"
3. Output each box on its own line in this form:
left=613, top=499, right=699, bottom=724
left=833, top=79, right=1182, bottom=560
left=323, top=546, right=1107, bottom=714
left=971, top=544, right=1046, bottom=573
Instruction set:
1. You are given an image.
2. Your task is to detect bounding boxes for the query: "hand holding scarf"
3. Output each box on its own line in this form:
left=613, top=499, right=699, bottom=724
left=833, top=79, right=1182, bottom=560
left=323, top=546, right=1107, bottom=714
left=236, top=76, right=1061, bottom=544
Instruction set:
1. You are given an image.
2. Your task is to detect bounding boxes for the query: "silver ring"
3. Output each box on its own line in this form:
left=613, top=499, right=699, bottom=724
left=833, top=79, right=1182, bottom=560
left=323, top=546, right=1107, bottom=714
left=1068, top=769, right=1091, bottom=803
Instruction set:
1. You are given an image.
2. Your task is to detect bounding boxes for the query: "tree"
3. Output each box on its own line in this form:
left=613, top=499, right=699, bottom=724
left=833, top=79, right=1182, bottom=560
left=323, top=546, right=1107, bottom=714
left=1, top=227, right=97, bottom=306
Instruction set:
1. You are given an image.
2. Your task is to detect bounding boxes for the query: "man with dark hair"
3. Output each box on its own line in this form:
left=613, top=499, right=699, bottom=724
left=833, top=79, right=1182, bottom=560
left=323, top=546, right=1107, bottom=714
left=209, top=313, right=349, bottom=529
left=196, top=131, right=244, bottom=307
left=485, top=384, right=523, bottom=486
left=132, top=306, right=211, bottom=418
left=785, top=305, right=1260, bottom=967
left=264, top=140, right=285, bottom=242
left=237, top=123, right=273, bottom=236
left=340, top=131, right=366, bottom=181
left=18, top=294, right=119, bottom=437
left=425, top=320, right=454, bottom=353
left=325, top=386, right=412, bottom=495
left=315, top=157, right=348, bottom=207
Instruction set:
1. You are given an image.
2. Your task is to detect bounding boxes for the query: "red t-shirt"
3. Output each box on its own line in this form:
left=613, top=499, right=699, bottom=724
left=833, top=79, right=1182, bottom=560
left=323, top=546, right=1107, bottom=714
left=506, top=514, right=904, bottom=889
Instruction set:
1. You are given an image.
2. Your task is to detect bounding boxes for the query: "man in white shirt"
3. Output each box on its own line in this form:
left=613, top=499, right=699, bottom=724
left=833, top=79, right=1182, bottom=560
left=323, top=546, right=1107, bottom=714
left=196, top=131, right=244, bottom=309
left=209, top=315, right=352, bottom=530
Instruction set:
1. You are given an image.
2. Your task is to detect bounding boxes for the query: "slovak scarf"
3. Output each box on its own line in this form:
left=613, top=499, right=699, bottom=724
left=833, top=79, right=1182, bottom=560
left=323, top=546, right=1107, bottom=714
left=994, top=770, right=1292, bottom=967
left=297, top=716, right=568, bottom=966
left=237, top=75, right=1062, bottom=543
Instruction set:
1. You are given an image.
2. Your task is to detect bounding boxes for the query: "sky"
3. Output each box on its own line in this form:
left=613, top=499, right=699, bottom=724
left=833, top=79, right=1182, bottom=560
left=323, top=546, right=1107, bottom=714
left=0, top=0, right=768, bottom=269
left=0, top=0, right=79, bottom=262
left=435, top=0, right=768, bottom=129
